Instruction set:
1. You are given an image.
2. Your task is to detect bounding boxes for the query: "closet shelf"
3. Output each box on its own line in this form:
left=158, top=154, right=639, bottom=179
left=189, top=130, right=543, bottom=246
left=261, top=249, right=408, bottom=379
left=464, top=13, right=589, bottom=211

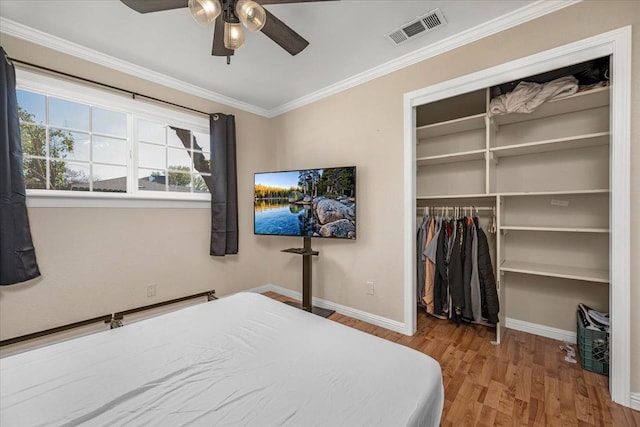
left=416, top=113, right=485, bottom=140
left=416, top=149, right=485, bottom=166
left=492, top=86, right=610, bottom=126
left=500, top=260, right=609, bottom=283
left=500, top=225, right=609, bottom=233
left=490, top=132, right=609, bottom=158
left=498, top=189, right=609, bottom=197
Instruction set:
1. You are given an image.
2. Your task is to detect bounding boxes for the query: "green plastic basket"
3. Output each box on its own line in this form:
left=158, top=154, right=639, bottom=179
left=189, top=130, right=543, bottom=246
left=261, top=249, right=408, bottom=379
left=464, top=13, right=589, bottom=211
left=576, top=309, right=609, bottom=376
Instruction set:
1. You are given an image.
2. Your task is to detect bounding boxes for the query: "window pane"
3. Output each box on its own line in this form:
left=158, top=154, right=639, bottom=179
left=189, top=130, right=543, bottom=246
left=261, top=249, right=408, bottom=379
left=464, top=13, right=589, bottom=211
left=192, top=150, right=211, bottom=174
left=139, top=142, right=165, bottom=169
left=193, top=173, right=211, bottom=193
left=168, top=147, right=192, bottom=171
left=49, top=97, right=89, bottom=131
left=23, top=157, right=47, bottom=189
left=168, top=127, right=190, bottom=148
left=138, top=169, right=166, bottom=192
left=93, top=165, right=126, bottom=193
left=192, top=131, right=209, bottom=153
left=138, top=120, right=164, bottom=143
left=20, top=123, right=47, bottom=157
left=94, top=136, right=127, bottom=165
left=168, top=171, right=191, bottom=193
left=50, top=129, right=90, bottom=161
left=49, top=161, right=90, bottom=191
left=17, top=90, right=46, bottom=124
left=93, top=107, right=126, bottom=138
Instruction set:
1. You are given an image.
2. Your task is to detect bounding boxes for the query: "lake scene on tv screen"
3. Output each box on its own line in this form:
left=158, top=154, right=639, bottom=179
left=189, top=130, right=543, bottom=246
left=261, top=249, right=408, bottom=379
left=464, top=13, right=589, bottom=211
left=254, top=167, right=356, bottom=239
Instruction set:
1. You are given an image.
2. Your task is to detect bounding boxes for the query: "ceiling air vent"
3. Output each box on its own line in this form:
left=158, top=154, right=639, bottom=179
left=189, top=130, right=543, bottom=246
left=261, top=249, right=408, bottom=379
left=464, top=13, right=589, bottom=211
left=385, top=8, right=447, bottom=46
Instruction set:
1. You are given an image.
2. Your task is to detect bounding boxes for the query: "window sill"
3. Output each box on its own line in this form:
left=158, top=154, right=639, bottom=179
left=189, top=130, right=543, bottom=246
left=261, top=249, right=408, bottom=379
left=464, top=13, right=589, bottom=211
left=25, top=190, right=211, bottom=209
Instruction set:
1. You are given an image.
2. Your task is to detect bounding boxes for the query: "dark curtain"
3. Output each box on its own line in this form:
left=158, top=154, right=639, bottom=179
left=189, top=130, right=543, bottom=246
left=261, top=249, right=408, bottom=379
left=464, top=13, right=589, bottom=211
left=0, top=47, right=41, bottom=285
left=209, top=113, right=238, bottom=256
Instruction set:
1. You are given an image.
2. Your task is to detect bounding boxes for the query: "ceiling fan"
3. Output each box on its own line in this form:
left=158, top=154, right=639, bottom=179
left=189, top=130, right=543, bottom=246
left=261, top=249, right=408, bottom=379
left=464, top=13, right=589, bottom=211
left=121, top=0, right=335, bottom=64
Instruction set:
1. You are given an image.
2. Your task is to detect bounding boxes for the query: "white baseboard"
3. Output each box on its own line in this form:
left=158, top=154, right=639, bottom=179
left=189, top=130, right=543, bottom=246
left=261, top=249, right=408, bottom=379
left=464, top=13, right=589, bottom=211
left=243, top=284, right=410, bottom=335
left=631, top=393, right=640, bottom=411
left=505, top=317, right=577, bottom=344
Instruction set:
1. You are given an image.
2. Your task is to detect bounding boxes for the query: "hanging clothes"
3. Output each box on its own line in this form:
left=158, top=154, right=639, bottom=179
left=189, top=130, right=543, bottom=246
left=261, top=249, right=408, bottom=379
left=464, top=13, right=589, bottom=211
left=416, top=215, right=428, bottom=305
left=477, top=226, right=499, bottom=324
left=416, top=208, right=499, bottom=326
left=423, top=218, right=438, bottom=313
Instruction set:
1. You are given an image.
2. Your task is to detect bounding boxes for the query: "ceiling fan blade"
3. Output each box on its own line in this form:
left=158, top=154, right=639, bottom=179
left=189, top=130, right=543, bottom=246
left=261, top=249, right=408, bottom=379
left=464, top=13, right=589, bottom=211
left=256, top=0, right=337, bottom=4
left=212, top=15, right=235, bottom=57
left=120, top=0, right=188, bottom=13
left=260, top=9, right=309, bottom=56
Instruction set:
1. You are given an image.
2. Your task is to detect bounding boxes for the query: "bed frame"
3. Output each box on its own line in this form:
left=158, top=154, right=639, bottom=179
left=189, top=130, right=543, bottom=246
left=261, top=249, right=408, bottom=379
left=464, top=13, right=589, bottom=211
left=0, top=289, right=217, bottom=347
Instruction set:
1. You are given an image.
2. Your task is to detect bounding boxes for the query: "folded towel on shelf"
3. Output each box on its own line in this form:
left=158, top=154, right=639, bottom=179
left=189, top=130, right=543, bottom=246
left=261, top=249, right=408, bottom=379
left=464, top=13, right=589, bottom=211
left=489, top=75, right=579, bottom=116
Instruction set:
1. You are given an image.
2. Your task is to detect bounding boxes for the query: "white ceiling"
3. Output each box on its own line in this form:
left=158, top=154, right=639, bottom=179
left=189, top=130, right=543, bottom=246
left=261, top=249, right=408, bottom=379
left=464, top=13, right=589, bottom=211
left=0, top=1, right=569, bottom=115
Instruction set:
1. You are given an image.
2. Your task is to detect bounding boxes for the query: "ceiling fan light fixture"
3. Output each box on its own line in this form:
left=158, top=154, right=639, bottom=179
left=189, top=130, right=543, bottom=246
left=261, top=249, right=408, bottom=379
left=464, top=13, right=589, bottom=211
left=224, top=21, right=245, bottom=50
left=236, top=0, right=267, bottom=32
left=188, top=0, right=221, bottom=26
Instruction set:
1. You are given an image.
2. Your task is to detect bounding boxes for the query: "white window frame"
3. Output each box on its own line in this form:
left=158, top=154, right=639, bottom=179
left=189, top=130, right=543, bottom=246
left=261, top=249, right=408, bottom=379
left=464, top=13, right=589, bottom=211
left=16, top=68, right=211, bottom=208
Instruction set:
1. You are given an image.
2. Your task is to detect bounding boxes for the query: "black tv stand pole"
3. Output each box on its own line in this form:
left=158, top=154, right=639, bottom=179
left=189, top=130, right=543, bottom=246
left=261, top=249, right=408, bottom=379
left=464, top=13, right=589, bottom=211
left=281, top=237, right=335, bottom=318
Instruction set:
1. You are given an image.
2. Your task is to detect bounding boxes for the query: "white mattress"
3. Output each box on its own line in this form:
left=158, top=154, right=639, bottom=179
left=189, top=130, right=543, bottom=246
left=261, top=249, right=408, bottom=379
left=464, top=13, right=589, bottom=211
left=1, top=292, right=443, bottom=426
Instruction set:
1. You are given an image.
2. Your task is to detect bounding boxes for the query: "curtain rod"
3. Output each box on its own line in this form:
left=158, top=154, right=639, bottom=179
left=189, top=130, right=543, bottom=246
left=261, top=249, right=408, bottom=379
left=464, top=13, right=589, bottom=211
left=8, top=57, right=211, bottom=117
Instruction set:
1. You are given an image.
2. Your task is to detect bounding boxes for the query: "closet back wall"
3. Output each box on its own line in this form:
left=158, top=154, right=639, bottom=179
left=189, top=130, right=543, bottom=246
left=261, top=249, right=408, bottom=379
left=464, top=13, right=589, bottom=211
left=0, top=35, right=277, bottom=340
left=270, top=0, right=639, bottom=393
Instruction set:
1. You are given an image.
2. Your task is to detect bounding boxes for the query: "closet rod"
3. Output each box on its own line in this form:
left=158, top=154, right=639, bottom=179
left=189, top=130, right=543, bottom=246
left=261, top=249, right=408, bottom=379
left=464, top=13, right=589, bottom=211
left=416, top=206, right=494, bottom=211
left=7, top=57, right=210, bottom=117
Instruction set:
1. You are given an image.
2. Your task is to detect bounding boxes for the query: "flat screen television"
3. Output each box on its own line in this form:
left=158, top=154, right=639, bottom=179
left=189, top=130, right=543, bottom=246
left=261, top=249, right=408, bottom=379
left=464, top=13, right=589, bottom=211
left=254, top=166, right=356, bottom=239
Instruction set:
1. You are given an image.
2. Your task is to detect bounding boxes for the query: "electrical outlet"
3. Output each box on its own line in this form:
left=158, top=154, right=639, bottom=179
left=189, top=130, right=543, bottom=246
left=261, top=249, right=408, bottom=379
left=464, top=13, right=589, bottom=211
left=365, top=281, right=374, bottom=295
left=147, top=284, right=156, bottom=298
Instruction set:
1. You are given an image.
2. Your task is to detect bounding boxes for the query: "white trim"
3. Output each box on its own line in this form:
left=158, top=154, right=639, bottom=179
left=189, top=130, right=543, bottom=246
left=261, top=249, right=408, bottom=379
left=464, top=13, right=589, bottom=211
left=0, top=17, right=270, bottom=118
left=26, top=192, right=211, bottom=209
left=2, top=1, right=577, bottom=118
left=246, top=284, right=409, bottom=335
left=269, top=1, right=580, bottom=116
left=631, top=393, right=640, bottom=412
left=403, top=26, right=632, bottom=407
left=505, top=317, right=576, bottom=343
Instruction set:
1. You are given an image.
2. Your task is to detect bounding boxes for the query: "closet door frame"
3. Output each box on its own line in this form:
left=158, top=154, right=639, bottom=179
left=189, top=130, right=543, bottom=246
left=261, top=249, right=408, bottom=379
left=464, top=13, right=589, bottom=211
left=402, top=26, right=632, bottom=406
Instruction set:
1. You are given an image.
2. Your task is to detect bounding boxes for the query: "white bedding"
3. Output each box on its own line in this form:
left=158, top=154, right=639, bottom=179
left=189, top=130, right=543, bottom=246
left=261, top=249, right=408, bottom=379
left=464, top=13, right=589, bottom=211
left=1, top=292, right=444, bottom=426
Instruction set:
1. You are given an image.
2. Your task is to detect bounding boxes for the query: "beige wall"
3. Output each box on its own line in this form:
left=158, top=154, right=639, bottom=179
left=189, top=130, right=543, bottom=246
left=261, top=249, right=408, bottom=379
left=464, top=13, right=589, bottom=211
left=270, top=1, right=639, bottom=392
left=0, top=35, right=278, bottom=338
left=0, top=1, right=638, bottom=393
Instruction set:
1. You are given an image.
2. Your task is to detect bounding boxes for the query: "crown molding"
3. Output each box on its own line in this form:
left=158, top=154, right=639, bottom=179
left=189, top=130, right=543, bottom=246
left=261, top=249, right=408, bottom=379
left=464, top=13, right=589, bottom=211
left=269, top=0, right=581, bottom=117
left=1, top=1, right=579, bottom=118
left=0, top=17, right=271, bottom=118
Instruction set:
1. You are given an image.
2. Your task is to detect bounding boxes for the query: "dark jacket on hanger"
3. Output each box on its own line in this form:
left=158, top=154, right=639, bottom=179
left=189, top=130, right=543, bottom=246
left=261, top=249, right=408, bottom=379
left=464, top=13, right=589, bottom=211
left=448, top=219, right=465, bottom=313
left=461, top=218, right=474, bottom=320
left=477, top=227, right=499, bottom=324
left=433, top=220, right=448, bottom=316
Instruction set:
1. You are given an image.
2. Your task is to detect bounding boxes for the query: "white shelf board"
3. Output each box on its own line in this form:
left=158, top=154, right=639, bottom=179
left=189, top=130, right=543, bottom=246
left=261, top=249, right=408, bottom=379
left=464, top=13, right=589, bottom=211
left=500, top=260, right=609, bottom=283
left=490, top=132, right=609, bottom=158
left=498, top=189, right=610, bottom=197
left=500, top=225, right=609, bottom=233
left=492, top=86, right=610, bottom=126
left=417, top=193, right=496, bottom=200
left=416, top=149, right=485, bottom=166
left=416, top=113, right=486, bottom=140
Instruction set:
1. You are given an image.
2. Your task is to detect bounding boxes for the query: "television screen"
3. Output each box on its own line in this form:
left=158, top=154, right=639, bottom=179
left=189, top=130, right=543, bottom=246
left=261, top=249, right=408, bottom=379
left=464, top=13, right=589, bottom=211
left=254, top=166, right=356, bottom=239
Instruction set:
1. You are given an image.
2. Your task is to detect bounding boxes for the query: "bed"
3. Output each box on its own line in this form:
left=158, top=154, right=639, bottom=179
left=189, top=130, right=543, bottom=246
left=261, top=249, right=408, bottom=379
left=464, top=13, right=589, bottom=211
left=1, top=292, right=444, bottom=426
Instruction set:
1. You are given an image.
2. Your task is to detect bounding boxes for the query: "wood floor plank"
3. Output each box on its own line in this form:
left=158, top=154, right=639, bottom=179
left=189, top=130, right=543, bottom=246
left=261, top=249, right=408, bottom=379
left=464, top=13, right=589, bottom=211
left=263, top=292, right=637, bottom=426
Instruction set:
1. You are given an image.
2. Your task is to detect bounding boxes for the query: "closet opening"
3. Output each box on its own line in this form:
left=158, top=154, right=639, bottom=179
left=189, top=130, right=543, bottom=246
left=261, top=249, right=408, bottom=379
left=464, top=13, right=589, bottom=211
left=405, top=27, right=631, bottom=405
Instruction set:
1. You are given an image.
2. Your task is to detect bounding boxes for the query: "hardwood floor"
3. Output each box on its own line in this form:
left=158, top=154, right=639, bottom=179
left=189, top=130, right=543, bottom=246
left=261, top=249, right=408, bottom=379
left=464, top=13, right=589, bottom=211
left=264, top=292, right=639, bottom=426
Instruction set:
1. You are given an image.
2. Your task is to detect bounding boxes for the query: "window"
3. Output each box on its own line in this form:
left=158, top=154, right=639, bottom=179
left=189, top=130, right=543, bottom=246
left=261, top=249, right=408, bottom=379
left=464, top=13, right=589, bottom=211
left=18, top=91, right=128, bottom=192
left=16, top=69, right=211, bottom=206
left=137, top=120, right=211, bottom=194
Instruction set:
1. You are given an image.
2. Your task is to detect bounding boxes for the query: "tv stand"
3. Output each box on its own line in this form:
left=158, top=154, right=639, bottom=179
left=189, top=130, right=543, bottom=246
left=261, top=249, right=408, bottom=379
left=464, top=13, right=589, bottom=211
left=281, top=237, right=335, bottom=318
